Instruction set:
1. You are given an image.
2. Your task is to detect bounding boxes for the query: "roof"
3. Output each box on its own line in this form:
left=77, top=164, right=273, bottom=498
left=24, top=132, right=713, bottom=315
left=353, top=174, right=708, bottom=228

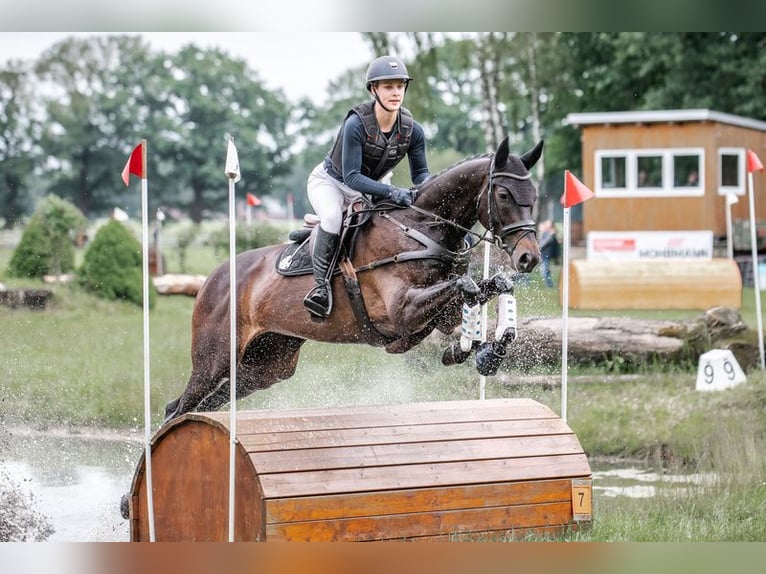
left=565, top=109, right=766, bottom=133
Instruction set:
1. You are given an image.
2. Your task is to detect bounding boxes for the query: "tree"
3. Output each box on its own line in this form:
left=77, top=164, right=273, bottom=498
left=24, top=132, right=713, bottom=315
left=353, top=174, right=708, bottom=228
left=0, top=60, right=39, bottom=228
left=153, top=45, right=293, bottom=223
left=34, top=35, right=158, bottom=217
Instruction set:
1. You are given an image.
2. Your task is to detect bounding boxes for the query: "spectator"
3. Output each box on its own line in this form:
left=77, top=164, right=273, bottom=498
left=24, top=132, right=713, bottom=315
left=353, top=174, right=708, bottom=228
left=538, top=220, right=559, bottom=288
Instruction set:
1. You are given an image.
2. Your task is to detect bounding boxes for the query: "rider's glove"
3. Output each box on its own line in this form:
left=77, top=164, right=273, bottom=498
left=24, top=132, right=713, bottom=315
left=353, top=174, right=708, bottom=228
left=389, top=187, right=415, bottom=207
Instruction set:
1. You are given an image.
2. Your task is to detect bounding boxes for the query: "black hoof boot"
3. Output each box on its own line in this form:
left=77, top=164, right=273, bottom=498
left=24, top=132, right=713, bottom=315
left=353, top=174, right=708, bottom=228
left=475, top=341, right=508, bottom=377
left=441, top=342, right=473, bottom=366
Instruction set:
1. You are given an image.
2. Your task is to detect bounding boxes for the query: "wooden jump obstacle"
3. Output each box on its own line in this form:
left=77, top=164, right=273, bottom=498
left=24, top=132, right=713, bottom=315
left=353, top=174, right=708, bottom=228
left=562, top=258, right=742, bottom=310
left=126, top=398, right=592, bottom=541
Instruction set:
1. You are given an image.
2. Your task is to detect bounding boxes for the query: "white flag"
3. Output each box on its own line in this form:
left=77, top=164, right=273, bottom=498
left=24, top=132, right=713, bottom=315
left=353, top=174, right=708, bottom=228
left=727, top=192, right=739, bottom=206
left=225, top=139, right=241, bottom=183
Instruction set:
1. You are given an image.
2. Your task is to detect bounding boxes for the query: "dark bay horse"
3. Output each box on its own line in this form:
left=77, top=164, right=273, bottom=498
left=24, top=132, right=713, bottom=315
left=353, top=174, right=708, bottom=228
left=164, top=136, right=543, bottom=421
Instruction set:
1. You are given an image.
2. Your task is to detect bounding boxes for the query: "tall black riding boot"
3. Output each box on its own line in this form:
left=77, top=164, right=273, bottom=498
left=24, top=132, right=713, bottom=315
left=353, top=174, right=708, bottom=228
left=303, top=228, right=340, bottom=319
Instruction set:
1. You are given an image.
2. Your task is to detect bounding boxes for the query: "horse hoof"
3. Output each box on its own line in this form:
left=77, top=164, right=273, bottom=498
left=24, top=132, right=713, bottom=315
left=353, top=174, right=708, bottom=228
left=442, top=343, right=471, bottom=366
left=475, top=341, right=507, bottom=376
left=120, top=493, right=130, bottom=519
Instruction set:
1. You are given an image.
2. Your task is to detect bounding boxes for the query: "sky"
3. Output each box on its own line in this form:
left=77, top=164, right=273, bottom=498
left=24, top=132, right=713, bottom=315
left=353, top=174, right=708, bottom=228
left=0, top=32, right=372, bottom=105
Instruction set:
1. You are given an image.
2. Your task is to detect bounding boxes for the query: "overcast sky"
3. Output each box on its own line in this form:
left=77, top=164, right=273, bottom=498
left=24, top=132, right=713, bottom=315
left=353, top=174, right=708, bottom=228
left=0, top=32, right=372, bottom=104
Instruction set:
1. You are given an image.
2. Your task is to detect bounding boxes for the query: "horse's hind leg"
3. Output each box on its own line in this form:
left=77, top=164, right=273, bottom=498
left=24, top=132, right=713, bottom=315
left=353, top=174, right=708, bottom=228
left=176, top=332, right=306, bottom=415
left=164, top=365, right=229, bottom=422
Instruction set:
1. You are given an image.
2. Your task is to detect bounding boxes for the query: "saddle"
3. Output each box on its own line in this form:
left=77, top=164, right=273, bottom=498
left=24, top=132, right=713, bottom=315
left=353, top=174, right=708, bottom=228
left=274, top=198, right=468, bottom=346
left=275, top=200, right=372, bottom=277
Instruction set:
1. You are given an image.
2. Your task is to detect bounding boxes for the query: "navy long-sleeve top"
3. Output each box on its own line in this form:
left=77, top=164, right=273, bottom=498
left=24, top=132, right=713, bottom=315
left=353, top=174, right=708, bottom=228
left=325, top=113, right=430, bottom=198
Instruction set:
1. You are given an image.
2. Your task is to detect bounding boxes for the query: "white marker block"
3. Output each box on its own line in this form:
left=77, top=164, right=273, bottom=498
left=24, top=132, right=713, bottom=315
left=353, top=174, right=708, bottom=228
left=695, top=349, right=746, bottom=391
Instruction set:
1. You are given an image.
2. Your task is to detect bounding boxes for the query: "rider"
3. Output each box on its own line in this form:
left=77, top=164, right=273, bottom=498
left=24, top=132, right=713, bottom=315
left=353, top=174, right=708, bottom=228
left=303, top=55, right=431, bottom=319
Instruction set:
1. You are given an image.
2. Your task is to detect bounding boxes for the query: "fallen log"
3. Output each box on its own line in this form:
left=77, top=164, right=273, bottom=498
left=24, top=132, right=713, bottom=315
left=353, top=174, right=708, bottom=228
left=428, top=306, right=759, bottom=372
left=152, top=274, right=207, bottom=297
left=504, top=306, right=757, bottom=371
left=0, top=289, right=53, bottom=310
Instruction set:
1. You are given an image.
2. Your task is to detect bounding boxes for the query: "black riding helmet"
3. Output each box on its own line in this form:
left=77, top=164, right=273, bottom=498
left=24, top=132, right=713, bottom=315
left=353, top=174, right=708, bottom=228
left=365, top=55, right=412, bottom=92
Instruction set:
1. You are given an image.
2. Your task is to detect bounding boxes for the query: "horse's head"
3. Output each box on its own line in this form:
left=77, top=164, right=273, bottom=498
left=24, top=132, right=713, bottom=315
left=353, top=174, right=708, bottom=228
left=479, top=137, right=543, bottom=274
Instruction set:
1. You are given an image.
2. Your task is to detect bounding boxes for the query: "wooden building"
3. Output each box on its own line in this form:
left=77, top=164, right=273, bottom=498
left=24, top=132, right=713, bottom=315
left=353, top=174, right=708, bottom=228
left=565, top=109, right=766, bottom=243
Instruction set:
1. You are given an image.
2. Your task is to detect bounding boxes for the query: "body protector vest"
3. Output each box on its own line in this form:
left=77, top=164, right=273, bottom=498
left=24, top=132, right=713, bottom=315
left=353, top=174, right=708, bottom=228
left=327, top=101, right=414, bottom=182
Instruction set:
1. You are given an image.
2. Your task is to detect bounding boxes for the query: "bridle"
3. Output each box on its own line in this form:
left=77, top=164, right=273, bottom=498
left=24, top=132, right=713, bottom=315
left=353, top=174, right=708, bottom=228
left=479, top=157, right=537, bottom=252
left=368, top=154, right=537, bottom=262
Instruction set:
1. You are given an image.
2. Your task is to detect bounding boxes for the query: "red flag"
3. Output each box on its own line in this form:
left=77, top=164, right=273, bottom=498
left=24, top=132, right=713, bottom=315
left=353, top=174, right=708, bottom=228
left=246, top=192, right=261, bottom=207
left=561, top=170, right=594, bottom=208
left=747, top=149, right=764, bottom=173
left=122, top=141, right=145, bottom=186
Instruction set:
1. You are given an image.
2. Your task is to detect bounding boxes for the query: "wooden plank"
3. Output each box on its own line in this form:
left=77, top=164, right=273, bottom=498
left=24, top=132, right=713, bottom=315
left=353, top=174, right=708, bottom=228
left=258, top=453, right=591, bottom=498
left=265, top=501, right=573, bottom=542
left=203, top=398, right=557, bottom=435
left=266, top=478, right=574, bottom=523
left=250, top=434, right=584, bottom=473
left=238, top=418, right=573, bottom=452
left=429, top=522, right=584, bottom=541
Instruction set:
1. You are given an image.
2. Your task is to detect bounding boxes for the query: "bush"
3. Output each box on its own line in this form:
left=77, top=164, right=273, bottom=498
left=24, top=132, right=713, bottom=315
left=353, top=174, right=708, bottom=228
left=7, top=195, right=86, bottom=278
left=7, top=217, right=51, bottom=277
left=78, top=220, right=156, bottom=308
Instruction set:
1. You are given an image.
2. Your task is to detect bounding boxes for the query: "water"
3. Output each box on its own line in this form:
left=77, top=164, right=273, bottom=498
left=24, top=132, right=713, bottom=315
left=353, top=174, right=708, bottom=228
left=592, top=464, right=716, bottom=499
left=1, top=428, right=715, bottom=542
left=1, top=428, right=142, bottom=542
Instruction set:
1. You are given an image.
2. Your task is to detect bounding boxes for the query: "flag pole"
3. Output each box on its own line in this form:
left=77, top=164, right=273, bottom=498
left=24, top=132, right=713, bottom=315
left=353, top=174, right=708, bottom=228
left=137, top=140, right=156, bottom=542
left=559, top=170, right=595, bottom=423
left=725, top=194, right=736, bottom=260
left=747, top=170, right=765, bottom=370
left=479, top=235, right=492, bottom=400
left=225, top=138, right=241, bottom=542
left=561, top=205, right=571, bottom=422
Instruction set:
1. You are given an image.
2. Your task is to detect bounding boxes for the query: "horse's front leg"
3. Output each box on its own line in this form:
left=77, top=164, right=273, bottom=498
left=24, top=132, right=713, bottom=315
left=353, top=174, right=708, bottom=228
left=462, top=272, right=515, bottom=307
left=441, top=272, right=518, bottom=374
left=381, top=276, right=474, bottom=354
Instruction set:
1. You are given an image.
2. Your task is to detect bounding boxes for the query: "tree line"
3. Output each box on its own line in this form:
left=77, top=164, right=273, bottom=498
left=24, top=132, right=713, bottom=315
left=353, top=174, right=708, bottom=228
left=1, top=32, right=764, bottom=229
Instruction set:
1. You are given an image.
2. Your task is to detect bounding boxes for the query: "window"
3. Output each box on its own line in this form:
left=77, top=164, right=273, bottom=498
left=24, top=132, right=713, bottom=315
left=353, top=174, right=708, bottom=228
left=719, top=148, right=745, bottom=195
left=636, top=155, right=662, bottom=188
left=600, top=156, right=626, bottom=189
left=673, top=154, right=701, bottom=188
left=595, top=148, right=704, bottom=198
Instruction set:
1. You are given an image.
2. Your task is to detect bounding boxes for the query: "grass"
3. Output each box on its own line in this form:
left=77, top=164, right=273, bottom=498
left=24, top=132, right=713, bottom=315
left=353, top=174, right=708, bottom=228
left=2, top=224, right=766, bottom=541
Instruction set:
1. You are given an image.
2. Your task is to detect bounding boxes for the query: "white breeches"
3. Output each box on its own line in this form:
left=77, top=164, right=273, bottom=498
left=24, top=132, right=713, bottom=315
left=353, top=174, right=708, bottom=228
left=307, top=163, right=364, bottom=234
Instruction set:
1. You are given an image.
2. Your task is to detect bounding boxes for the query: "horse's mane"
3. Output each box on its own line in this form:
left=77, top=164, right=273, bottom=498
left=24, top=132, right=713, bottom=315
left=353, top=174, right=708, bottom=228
left=425, top=152, right=493, bottom=184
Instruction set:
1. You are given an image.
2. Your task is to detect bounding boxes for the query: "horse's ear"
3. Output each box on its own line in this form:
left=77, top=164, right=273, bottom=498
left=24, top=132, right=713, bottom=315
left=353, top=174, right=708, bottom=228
left=520, top=140, right=544, bottom=170
left=495, top=136, right=509, bottom=167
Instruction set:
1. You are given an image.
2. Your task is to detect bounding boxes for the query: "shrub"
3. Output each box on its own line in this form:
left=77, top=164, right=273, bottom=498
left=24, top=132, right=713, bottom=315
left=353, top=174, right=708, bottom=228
left=7, top=194, right=86, bottom=278
left=7, top=217, right=50, bottom=277
left=78, top=220, right=156, bottom=308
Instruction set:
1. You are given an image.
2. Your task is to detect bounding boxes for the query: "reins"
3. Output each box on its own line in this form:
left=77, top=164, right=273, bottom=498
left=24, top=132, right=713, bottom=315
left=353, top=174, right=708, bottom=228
left=348, top=154, right=537, bottom=272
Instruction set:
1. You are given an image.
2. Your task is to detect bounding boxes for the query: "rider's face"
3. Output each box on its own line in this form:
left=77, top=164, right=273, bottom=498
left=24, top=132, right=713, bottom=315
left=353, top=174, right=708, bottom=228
left=374, top=80, right=407, bottom=109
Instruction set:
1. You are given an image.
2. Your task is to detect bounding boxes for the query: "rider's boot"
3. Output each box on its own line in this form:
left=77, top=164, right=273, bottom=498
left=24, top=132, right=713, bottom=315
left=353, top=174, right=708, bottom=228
left=303, top=228, right=340, bottom=319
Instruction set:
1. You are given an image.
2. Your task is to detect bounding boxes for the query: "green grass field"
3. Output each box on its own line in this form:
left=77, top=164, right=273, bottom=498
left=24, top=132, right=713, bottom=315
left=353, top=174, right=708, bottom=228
left=2, top=224, right=766, bottom=541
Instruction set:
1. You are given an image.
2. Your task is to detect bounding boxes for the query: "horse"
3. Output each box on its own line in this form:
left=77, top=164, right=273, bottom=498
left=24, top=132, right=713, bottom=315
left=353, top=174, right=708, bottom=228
left=163, top=136, right=543, bottom=422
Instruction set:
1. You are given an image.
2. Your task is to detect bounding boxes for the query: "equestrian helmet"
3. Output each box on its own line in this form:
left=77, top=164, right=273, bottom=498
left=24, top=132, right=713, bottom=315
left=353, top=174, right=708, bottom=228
left=365, top=56, right=412, bottom=92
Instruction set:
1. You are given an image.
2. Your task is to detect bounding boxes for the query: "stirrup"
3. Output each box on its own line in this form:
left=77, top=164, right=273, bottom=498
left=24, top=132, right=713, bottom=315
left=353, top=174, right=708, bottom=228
left=303, top=285, right=332, bottom=319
